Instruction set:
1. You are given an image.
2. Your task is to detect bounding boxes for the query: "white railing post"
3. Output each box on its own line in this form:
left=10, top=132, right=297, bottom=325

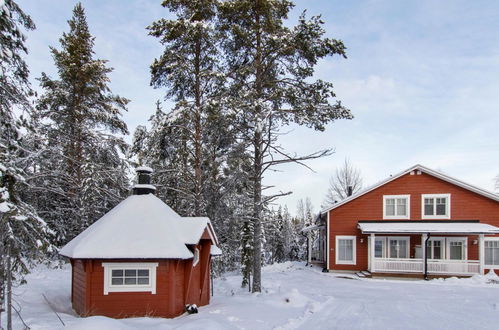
left=479, top=234, right=485, bottom=275
left=370, top=233, right=375, bottom=273
left=421, top=234, right=427, bottom=275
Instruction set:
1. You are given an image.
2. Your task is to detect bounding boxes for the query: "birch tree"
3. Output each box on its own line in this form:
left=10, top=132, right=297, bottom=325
left=324, top=158, right=362, bottom=206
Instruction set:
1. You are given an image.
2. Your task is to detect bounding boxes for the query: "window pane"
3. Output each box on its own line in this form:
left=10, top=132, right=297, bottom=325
left=436, top=201, right=446, bottom=215
left=433, top=242, right=442, bottom=259
left=125, top=269, right=136, bottom=277
left=398, top=240, right=407, bottom=258
left=449, top=242, right=463, bottom=260
left=386, top=204, right=395, bottom=216
left=112, top=269, right=123, bottom=277
left=125, top=278, right=137, bottom=285
left=389, top=240, right=398, bottom=258
left=375, top=240, right=384, bottom=258
left=138, top=277, right=149, bottom=285
left=485, top=245, right=494, bottom=265
left=112, top=278, right=123, bottom=285
left=395, top=199, right=406, bottom=216
left=338, top=239, right=353, bottom=261
left=137, top=269, right=149, bottom=276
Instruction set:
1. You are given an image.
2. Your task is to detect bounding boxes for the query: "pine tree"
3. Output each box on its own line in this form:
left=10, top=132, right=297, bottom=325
left=0, top=1, right=54, bottom=327
left=33, top=3, right=129, bottom=244
left=219, top=0, right=353, bottom=291
left=147, top=0, right=223, bottom=216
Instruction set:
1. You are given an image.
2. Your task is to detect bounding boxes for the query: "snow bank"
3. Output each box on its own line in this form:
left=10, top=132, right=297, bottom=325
left=5, top=262, right=499, bottom=329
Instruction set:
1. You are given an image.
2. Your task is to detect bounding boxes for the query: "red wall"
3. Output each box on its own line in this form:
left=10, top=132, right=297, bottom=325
left=71, top=240, right=212, bottom=318
left=327, top=172, right=499, bottom=271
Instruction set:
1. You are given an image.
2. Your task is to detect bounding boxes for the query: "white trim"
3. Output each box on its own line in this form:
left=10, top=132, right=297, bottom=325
left=102, top=262, right=158, bottom=295
left=335, top=235, right=356, bottom=265
left=321, top=164, right=499, bottom=215
left=193, top=248, right=200, bottom=267
left=446, top=237, right=468, bottom=260
left=383, top=195, right=410, bottom=219
left=479, top=234, right=485, bottom=274
left=484, top=237, right=499, bottom=269
left=326, top=212, right=330, bottom=269
left=421, top=194, right=451, bottom=219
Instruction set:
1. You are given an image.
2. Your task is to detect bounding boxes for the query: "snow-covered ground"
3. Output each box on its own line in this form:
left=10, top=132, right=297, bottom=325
left=5, top=262, right=499, bottom=329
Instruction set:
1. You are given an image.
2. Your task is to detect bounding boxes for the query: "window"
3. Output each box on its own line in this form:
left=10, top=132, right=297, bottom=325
left=446, top=238, right=466, bottom=260
left=388, top=237, right=409, bottom=258
left=336, top=236, right=356, bottom=265
left=102, top=262, right=158, bottom=295
left=425, top=238, right=444, bottom=259
left=383, top=195, right=410, bottom=219
left=422, top=194, right=450, bottom=219
left=374, top=238, right=385, bottom=258
left=485, top=239, right=499, bottom=267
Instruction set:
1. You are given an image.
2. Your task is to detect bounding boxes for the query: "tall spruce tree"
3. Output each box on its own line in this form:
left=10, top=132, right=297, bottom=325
left=33, top=3, right=129, bottom=244
left=219, top=0, right=353, bottom=292
left=0, top=1, right=54, bottom=327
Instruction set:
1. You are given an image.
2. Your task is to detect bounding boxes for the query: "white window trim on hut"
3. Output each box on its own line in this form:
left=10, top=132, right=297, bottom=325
left=103, top=262, right=159, bottom=295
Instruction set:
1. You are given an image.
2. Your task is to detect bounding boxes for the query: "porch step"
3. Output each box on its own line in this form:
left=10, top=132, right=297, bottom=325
left=356, top=271, right=372, bottom=278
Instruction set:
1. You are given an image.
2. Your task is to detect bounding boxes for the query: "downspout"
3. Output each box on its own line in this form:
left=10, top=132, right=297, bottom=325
left=424, top=233, right=431, bottom=280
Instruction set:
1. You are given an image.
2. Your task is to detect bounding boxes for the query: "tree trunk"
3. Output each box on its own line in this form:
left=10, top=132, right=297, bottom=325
left=252, top=2, right=263, bottom=293
left=193, top=30, right=203, bottom=216
left=6, top=244, right=12, bottom=330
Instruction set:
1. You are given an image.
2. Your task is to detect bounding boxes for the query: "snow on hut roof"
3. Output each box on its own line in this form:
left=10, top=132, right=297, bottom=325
left=60, top=194, right=217, bottom=259
left=135, top=166, right=153, bottom=173
left=181, top=217, right=213, bottom=245
left=358, top=221, right=499, bottom=234
left=210, top=244, right=222, bottom=256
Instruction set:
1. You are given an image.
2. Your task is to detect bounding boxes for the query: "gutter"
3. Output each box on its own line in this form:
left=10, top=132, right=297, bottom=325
left=424, top=233, right=431, bottom=281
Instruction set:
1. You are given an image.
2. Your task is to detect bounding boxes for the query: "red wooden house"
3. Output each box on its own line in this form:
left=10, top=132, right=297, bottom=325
left=305, top=164, right=499, bottom=278
left=60, top=167, right=221, bottom=318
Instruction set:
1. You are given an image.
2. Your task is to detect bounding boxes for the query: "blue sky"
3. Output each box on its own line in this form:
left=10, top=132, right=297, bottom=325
left=18, top=0, right=499, bottom=214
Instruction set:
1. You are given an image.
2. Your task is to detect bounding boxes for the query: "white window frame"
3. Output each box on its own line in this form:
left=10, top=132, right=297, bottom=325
left=387, top=236, right=410, bottom=259
left=426, top=237, right=445, bottom=260
left=102, top=262, right=158, bottom=295
left=335, top=235, right=356, bottom=265
left=383, top=195, right=410, bottom=219
left=484, top=237, right=499, bottom=269
left=446, top=237, right=467, bottom=260
left=421, top=194, right=451, bottom=219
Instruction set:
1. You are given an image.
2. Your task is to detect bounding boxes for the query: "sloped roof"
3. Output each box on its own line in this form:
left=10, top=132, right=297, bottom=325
left=60, top=194, right=219, bottom=259
left=321, top=164, right=499, bottom=215
left=358, top=221, right=499, bottom=234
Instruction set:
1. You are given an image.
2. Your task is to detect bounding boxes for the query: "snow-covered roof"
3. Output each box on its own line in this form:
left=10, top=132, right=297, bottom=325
left=301, top=224, right=324, bottom=233
left=210, top=245, right=222, bottom=256
left=60, top=194, right=219, bottom=259
left=136, top=166, right=153, bottom=173
left=321, top=164, right=499, bottom=215
left=181, top=217, right=213, bottom=245
left=133, top=184, right=157, bottom=190
left=358, top=221, right=499, bottom=234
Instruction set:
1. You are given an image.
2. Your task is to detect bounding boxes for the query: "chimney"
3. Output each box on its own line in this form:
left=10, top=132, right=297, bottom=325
left=132, top=166, right=156, bottom=195
left=347, top=186, right=353, bottom=197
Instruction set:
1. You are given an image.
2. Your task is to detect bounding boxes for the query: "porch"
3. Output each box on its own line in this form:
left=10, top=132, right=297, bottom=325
left=359, top=221, right=499, bottom=277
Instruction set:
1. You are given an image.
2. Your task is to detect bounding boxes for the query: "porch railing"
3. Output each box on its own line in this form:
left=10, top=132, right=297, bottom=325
left=373, top=258, right=480, bottom=275
left=427, top=259, right=480, bottom=275
left=373, top=258, right=423, bottom=273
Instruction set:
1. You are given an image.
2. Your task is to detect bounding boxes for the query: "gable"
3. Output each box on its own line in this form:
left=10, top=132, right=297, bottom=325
left=321, top=164, right=499, bottom=215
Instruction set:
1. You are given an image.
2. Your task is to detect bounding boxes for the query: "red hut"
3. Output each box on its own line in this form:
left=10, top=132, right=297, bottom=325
left=60, top=167, right=222, bottom=318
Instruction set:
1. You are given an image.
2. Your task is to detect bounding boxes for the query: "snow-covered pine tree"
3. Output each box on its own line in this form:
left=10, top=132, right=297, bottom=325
left=33, top=3, right=129, bottom=244
left=0, top=1, right=54, bottom=327
left=219, top=0, right=353, bottom=292
left=147, top=0, right=224, bottom=217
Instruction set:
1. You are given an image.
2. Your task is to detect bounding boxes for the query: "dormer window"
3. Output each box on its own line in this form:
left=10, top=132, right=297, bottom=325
left=383, top=195, right=410, bottom=219
left=422, top=194, right=450, bottom=219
